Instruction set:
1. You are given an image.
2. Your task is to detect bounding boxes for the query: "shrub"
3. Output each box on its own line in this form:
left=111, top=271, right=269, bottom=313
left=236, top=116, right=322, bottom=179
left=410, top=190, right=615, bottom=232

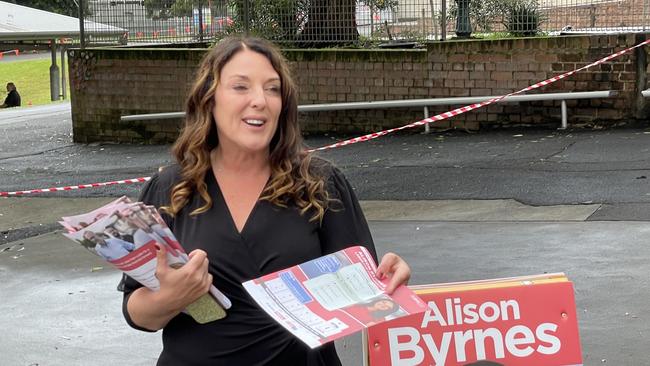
left=503, top=0, right=545, bottom=37
left=446, top=0, right=505, bottom=33
left=445, top=0, right=544, bottom=36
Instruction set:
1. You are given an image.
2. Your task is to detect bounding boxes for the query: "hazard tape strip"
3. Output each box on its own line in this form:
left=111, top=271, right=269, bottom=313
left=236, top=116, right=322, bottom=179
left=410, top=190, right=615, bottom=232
left=0, top=178, right=150, bottom=197
left=2, top=37, right=649, bottom=197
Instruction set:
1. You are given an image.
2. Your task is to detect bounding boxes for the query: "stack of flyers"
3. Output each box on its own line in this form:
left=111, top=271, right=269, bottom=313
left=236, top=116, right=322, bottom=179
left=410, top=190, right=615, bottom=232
left=60, top=196, right=231, bottom=323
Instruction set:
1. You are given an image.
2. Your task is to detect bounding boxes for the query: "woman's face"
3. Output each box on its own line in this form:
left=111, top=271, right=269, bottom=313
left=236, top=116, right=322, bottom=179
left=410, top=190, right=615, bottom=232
left=213, top=48, right=282, bottom=155
left=373, top=300, right=394, bottom=311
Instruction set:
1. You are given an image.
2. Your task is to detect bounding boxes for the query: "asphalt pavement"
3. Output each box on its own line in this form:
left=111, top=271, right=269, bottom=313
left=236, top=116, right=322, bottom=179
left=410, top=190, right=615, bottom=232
left=2, top=104, right=650, bottom=365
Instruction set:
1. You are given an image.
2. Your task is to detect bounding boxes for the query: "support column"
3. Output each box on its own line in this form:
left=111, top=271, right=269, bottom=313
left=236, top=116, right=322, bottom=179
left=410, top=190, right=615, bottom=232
left=79, top=0, right=86, bottom=48
left=49, top=41, right=60, bottom=102
left=197, top=0, right=204, bottom=42
left=635, top=33, right=648, bottom=118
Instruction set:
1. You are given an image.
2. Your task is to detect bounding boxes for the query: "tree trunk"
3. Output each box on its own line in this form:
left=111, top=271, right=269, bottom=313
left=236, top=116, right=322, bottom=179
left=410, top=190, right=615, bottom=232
left=299, top=0, right=358, bottom=46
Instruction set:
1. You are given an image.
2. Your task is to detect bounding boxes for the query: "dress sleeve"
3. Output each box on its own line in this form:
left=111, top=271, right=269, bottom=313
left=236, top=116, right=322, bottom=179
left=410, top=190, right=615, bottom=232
left=318, top=166, right=378, bottom=263
left=119, top=172, right=168, bottom=332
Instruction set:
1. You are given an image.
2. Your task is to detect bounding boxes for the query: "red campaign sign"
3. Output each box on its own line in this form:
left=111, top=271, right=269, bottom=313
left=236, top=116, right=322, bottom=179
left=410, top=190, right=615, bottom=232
left=367, top=281, right=582, bottom=366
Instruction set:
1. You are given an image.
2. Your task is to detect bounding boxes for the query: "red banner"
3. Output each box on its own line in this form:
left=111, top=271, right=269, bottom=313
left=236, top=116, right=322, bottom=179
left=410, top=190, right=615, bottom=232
left=367, top=280, right=582, bottom=366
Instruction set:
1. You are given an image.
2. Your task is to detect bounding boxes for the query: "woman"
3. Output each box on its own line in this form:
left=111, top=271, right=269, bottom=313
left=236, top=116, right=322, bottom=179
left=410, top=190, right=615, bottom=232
left=121, top=36, right=411, bottom=365
left=344, top=296, right=402, bottom=326
left=0, top=82, right=20, bottom=108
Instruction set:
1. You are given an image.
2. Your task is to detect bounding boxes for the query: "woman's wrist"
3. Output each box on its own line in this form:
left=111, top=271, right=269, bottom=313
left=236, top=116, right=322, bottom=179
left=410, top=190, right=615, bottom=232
left=152, top=287, right=186, bottom=316
left=128, top=287, right=182, bottom=330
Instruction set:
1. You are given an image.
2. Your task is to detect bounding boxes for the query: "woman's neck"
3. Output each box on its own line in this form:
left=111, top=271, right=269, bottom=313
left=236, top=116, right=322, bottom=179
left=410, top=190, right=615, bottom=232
left=211, top=147, right=271, bottom=175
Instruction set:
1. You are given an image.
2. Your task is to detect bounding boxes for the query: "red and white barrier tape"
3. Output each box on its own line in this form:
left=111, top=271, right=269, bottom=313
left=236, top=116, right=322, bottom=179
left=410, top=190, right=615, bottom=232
left=2, top=38, right=649, bottom=197
left=0, top=178, right=150, bottom=197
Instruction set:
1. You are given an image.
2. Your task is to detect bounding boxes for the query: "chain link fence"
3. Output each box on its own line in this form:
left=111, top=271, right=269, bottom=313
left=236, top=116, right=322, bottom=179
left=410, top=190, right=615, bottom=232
left=82, top=0, right=650, bottom=46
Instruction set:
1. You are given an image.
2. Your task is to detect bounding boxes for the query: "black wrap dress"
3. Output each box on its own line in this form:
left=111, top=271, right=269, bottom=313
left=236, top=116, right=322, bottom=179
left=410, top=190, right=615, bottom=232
left=121, top=162, right=377, bottom=366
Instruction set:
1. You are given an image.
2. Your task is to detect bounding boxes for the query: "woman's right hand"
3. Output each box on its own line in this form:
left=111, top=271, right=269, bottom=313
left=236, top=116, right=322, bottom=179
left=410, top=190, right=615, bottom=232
left=154, top=246, right=213, bottom=313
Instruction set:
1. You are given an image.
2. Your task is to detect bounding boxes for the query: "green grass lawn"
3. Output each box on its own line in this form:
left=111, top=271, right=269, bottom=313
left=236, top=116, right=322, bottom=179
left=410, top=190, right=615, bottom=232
left=0, top=58, right=70, bottom=107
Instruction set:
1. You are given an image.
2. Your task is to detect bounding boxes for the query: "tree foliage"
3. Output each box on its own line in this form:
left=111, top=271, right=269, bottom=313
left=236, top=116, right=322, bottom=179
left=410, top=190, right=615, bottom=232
left=361, top=0, right=397, bottom=11
left=223, top=0, right=310, bottom=42
left=143, top=0, right=187, bottom=20
left=9, top=0, right=89, bottom=18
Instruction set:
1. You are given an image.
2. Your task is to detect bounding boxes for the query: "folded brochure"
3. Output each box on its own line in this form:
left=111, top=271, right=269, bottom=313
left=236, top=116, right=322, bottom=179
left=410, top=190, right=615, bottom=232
left=243, top=245, right=428, bottom=348
left=60, top=196, right=231, bottom=324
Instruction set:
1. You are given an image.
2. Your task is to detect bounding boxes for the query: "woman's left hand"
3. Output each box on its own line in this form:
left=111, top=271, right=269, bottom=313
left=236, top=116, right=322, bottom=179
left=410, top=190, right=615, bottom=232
left=376, top=252, right=411, bottom=294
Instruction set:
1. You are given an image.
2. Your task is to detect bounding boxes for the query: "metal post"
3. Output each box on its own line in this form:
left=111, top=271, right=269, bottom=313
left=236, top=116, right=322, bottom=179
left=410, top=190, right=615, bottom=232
left=243, top=0, right=250, bottom=36
left=424, top=106, right=430, bottom=134
left=208, top=0, right=214, bottom=34
left=362, top=329, right=369, bottom=366
left=78, top=0, right=86, bottom=49
left=643, top=0, right=648, bottom=32
left=429, top=0, right=438, bottom=40
left=60, top=47, right=67, bottom=100
left=441, top=0, right=447, bottom=41
left=635, top=35, right=647, bottom=119
left=198, top=0, right=204, bottom=43
left=370, top=5, right=374, bottom=38
left=560, top=100, right=567, bottom=129
left=422, top=8, right=426, bottom=38
left=49, top=42, right=60, bottom=102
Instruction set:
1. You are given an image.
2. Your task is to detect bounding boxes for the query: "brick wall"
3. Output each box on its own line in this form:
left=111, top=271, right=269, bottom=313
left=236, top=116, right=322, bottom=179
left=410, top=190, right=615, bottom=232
left=69, top=33, right=649, bottom=143
left=425, top=33, right=646, bottom=129
left=69, top=48, right=205, bottom=143
left=289, top=49, right=429, bottom=134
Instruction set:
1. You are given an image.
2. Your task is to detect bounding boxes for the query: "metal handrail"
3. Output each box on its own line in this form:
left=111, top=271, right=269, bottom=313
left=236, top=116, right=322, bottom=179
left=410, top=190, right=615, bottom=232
left=120, top=90, right=618, bottom=130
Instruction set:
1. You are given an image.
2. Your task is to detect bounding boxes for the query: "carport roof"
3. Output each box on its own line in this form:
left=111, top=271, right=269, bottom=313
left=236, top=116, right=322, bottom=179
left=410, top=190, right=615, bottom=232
left=0, top=1, right=124, bottom=41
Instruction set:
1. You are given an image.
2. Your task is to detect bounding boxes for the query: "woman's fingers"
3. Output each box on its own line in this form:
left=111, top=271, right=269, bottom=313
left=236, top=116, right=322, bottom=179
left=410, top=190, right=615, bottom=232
left=386, top=260, right=411, bottom=294
left=204, top=273, right=214, bottom=292
left=377, top=252, right=412, bottom=295
left=184, top=250, right=211, bottom=291
left=152, top=247, right=213, bottom=312
left=154, top=245, right=168, bottom=278
left=187, top=249, right=208, bottom=265
left=376, top=252, right=397, bottom=279
left=162, top=249, right=211, bottom=292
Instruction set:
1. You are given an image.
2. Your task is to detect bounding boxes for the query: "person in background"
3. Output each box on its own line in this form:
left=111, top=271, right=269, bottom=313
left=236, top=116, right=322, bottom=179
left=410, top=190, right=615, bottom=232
left=1, top=82, right=20, bottom=108
left=119, top=36, right=412, bottom=365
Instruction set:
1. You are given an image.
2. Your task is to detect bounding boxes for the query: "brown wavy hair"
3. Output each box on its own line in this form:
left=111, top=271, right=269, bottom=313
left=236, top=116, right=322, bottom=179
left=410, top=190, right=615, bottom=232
left=163, top=36, right=330, bottom=222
